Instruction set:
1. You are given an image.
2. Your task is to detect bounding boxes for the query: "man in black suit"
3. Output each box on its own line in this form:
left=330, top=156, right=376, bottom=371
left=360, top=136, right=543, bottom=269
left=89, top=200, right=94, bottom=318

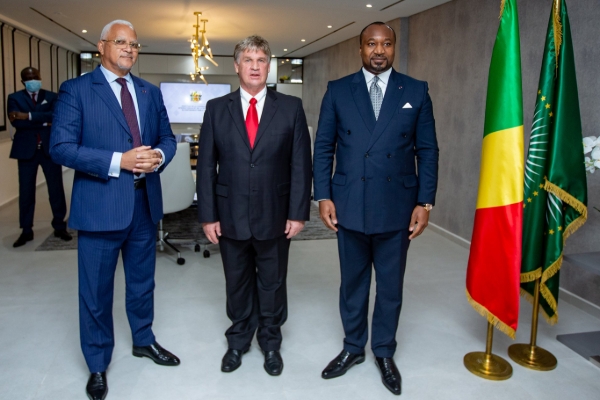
left=197, top=35, right=312, bottom=376
left=7, top=67, right=71, bottom=247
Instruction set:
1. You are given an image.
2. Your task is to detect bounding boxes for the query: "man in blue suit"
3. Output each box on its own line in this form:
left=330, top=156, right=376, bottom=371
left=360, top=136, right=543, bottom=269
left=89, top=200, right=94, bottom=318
left=313, top=22, right=439, bottom=395
left=50, top=20, right=178, bottom=400
left=7, top=67, right=71, bottom=247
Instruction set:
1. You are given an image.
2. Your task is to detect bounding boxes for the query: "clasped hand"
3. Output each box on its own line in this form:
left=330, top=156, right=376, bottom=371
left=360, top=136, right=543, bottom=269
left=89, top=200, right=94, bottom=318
left=120, top=146, right=162, bottom=174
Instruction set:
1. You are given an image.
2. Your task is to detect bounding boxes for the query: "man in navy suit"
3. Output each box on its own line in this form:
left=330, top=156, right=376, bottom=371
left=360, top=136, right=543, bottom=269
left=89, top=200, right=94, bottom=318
left=313, top=22, right=439, bottom=395
left=50, top=20, right=178, bottom=400
left=197, top=35, right=312, bottom=376
left=7, top=67, right=71, bottom=247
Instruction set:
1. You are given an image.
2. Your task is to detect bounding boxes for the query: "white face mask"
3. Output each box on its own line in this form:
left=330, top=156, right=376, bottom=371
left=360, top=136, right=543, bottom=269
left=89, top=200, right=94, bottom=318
left=24, top=80, right=42, bottom=93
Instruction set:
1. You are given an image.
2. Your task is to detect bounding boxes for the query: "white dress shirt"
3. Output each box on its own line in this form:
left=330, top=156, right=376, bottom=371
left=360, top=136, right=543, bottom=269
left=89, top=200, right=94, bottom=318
left=99, top=65, right=164, bottom=178
left=240, top=86, right=267, bottom=122
left=362, top=67, right=392, bottom=98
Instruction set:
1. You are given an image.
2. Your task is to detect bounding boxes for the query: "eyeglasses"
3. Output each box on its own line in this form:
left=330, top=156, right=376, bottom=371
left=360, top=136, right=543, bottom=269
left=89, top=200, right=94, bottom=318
left=101, top=39, right=142, bottom=51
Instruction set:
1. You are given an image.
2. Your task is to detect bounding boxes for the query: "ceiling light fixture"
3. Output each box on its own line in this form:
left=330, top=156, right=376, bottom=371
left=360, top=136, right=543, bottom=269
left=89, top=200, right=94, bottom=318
left=82, top=29, right=87, bottom=33
left=327, top=25, right=332, bottom=28
left=284, top=48, right=288, bottom=51
left=301, top=39, right=306, bottom=42
left=366, top=4, right=373, bottom=8
left=188, top=11, right=218, bottom=85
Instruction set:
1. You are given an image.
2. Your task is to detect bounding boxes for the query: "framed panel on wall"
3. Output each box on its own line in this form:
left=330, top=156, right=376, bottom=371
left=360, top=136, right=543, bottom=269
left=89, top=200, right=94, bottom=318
left=38, top=41, right=52, bottom=91
left=0, top=24, right=5, bottom=133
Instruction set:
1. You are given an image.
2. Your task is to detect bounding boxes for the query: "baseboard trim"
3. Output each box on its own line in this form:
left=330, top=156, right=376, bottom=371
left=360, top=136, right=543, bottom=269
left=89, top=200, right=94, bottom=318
left=560, top=288, right=600, bottom=321
left=428, top=222, right=471, bottom=249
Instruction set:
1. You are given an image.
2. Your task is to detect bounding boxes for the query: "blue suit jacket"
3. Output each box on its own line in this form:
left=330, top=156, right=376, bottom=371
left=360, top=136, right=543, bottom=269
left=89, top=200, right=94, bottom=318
left=50, top=67, right=176, bottom=232
left=7, top=89, right=57, bottom=159
left=313, top=69, right=439, bottom=234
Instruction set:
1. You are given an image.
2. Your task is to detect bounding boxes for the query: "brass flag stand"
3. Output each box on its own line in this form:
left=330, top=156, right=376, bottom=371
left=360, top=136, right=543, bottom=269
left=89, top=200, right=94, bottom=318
left=464, top=322, right=513, bottom=380
left=508, top=278, right=557, bottom=370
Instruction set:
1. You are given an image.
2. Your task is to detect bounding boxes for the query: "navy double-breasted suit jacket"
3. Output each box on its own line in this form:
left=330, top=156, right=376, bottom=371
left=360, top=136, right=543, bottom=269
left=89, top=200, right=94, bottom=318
left=7, top=89, right=57, bottom=159
left=50, top=67, right=176, bottom=232
left=313, top=69, right=439, bottom=234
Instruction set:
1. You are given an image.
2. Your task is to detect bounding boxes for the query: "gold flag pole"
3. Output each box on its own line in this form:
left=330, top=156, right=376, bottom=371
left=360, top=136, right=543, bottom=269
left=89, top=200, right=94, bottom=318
left=508, top=278, right=557, bottom=370
left=464, top=322, right=513, bottom=380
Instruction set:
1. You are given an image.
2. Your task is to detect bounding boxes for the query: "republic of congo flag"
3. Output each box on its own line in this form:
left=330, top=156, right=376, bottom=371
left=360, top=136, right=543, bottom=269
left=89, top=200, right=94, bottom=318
left=521, top=0, right=587, bottom=324
left=466, top=0, right=523, bottom=339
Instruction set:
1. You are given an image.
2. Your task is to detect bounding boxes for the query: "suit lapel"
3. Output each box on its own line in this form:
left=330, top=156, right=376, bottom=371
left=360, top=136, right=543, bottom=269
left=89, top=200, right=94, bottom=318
left=90, top=67, right=131, bottom=137
left=21, top=90, right=36, bottom=110
left=351, top=71, right=376, bottom=134
left=253, top=89, right=278, bottom=149
left=132, top=75, right=147, bottom=137
left=367, top=70, right=406, bottom=150
left=36, top=90, right=46, bottom=108
left=227, top=89, right=252, bottom=150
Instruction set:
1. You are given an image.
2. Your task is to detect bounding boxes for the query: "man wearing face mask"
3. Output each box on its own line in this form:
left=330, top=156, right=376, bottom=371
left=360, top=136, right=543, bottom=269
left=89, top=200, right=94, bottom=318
left=7, top=67, right=71, bottom=247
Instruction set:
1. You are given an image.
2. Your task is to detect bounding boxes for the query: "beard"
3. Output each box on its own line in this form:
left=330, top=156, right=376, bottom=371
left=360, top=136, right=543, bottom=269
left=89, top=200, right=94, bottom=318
left=370, top=57, right=389, bottom=72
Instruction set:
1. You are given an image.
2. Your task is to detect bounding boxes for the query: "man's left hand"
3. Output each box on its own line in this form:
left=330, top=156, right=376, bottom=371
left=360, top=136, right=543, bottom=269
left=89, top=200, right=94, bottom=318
left=285, top=220, right=305, bottom=239
left=408, top=206, right=430, bottom=240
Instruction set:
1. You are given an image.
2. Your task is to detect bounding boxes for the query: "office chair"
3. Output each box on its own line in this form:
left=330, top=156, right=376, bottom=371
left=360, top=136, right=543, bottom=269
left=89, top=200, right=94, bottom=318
left=158, top=142, right=196, bottom=265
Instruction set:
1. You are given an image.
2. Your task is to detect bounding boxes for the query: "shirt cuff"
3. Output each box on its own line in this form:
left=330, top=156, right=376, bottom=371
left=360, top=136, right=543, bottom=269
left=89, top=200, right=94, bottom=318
left=28, top=112, right=32, bottom=120
left=109, top=152, right=122, bottom=178
left=317, top=199, right=330, bottom=202
left=154, top=148, right=166, bottom=172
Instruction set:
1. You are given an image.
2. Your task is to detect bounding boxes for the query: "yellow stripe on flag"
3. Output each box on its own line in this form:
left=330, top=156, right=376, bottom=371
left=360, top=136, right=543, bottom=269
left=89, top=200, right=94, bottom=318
left=476, top=126, right=524, bottom=209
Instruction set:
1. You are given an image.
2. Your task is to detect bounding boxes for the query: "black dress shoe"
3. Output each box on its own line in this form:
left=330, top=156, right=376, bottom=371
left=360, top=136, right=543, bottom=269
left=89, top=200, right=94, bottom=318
left=375, top=357, right=402, bottom=395
left=221, top=348, right=249, bottom=372
left=132, top=342, right=180, bottom=366
left=54, top=229, right=73, bottom=241
left=13, top=232, right=33, bottom=248
left=321, top=350, right=366, bottom=379
left=263, top=350, right=284, bottom=376
left=86, top=371, right=107, bottom=400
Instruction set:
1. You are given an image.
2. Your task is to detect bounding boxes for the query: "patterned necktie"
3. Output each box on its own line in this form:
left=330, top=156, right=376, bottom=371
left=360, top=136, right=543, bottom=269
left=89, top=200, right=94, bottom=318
left=116, top=78, right=142, bottom=148
left=31, top=93, right=37, bottom=106
left=369, top=76, right=383, bottom=120
left=246, top=97, right=259, bottom=148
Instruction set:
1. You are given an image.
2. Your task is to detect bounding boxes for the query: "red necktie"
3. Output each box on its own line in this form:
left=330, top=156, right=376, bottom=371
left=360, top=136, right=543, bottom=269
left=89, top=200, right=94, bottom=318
left=246, top=98, right=258, bottom=148
left=31, top=93, right=41, bottom=145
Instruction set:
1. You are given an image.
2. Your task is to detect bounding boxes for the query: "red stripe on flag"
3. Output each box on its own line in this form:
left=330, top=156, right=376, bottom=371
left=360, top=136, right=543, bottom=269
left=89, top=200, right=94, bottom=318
left=466, top=202, right=522, bottom=333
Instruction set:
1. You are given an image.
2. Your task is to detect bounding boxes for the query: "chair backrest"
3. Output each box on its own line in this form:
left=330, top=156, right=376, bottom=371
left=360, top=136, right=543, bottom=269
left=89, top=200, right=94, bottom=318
left=160, top=142, right=195, bottom=214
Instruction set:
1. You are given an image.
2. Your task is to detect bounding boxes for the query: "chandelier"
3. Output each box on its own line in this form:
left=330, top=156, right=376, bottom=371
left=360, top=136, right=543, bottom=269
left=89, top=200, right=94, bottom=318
left=189, top=11, right=218, bottom=84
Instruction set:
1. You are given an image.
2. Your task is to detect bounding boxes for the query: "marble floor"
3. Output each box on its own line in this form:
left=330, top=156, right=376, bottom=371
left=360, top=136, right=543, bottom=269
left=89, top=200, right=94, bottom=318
left=1, top=170, right=600, bottom=399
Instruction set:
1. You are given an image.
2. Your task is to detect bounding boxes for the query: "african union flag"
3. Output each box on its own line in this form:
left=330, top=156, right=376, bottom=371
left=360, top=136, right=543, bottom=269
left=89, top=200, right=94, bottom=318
left=521, top=0, right=587, bottom=324
left=466, top=0, right=523, bottom=339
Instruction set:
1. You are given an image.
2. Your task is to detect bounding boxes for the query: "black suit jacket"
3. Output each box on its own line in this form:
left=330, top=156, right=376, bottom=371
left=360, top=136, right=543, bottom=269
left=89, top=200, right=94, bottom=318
left=7, top=89, right=57, bottom=159
left=197, top=88, right=312, bottom=241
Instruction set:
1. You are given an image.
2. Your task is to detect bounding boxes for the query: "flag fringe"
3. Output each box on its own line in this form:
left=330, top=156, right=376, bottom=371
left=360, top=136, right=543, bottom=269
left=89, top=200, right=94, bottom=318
left=520, top=267, right=542, bottom=283
left=553, top=0, right=563, bottom=70
left=465, top=289, right=516, bottom=339
left=519, top=288, right=558, bottom=325
left=499, top=0, right=506, bottom=19
left=543, top=179, right=587, bottom=220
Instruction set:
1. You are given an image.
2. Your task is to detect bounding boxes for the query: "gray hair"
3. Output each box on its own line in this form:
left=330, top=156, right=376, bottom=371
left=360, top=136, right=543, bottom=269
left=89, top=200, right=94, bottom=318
left=100, top=20, right=135, bottom=40
left=233, top=35, right=271, bottom=63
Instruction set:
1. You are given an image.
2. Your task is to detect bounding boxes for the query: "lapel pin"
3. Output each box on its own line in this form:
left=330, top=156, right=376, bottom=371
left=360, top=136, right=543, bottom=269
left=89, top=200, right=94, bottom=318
left=399, top=86, right=403, bottom=90
left=142, top=89, right=147, bottom=94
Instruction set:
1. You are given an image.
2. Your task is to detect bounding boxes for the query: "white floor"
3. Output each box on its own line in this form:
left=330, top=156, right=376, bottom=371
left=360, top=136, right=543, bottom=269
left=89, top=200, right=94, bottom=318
left=1, top=170, right=600, bottom=400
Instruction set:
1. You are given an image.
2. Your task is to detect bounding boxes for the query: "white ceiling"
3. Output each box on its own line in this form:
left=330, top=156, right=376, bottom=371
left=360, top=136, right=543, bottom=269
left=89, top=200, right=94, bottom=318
left=0, top=0, right=451, bottom=58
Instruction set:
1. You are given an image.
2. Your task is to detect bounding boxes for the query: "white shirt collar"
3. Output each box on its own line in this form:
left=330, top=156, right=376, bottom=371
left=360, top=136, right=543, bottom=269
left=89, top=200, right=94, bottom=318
left=100, top=64, right=132, bottom=84
left=362, top=67, right=392, bottom=86
left=240, top=85, right=267, bottom=104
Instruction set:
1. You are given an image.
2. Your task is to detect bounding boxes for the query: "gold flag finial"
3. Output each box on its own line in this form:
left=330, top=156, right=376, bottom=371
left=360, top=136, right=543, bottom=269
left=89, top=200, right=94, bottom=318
left=499, top=0, right=506, bottom=19
left=553, top=0, right=563, bottom=70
